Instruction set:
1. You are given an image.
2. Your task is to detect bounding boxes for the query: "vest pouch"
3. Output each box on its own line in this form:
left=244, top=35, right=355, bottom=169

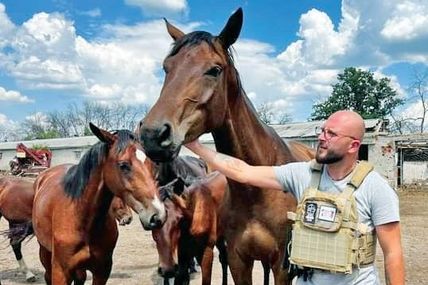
left=300, top=197, right=343, bottom=232
left=289, top=222, right=355, bottom=274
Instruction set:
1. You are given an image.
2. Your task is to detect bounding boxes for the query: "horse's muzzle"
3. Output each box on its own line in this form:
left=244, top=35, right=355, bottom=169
left=140, top=212, right=165, bottom=230
left=139, top=124, right=180, bottom=162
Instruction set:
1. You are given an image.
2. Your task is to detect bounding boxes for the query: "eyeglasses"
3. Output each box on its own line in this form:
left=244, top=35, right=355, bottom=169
left=315, top=126, right=359, bottom=141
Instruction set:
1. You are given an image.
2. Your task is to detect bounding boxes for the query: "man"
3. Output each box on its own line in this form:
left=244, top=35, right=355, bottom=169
left=185, top=110, right=404, bottom=285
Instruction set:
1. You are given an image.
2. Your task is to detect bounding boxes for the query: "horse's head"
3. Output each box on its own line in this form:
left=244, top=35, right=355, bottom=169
left=110, top=196, right=133, bottom=226
left=90, top=123, right=166, bottom=230
left=152, top=200, right=183, bottom=278
left=139, top=8, right=243, bottom=162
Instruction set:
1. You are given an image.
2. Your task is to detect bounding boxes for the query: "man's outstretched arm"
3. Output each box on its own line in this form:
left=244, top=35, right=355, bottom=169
left=185, top=140, right=283, bottom=190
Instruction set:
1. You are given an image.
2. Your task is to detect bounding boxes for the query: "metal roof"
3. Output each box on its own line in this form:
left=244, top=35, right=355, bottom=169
left=0, top=136, right=98, bottom=150
left=0, top=119, right=386, bottom=150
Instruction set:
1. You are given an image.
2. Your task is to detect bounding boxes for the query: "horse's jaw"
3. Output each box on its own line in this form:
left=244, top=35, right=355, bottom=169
left=123, top=193, right=167, bottom=230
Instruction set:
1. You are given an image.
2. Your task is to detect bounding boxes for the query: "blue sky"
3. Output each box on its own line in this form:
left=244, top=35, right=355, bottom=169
left=0, top=0, right=427, bottom=130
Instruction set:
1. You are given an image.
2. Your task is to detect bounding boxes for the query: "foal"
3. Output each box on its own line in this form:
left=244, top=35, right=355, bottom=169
left=158, top=172, right=228, bottom=285
left=32, top=123, right=166, bottom=285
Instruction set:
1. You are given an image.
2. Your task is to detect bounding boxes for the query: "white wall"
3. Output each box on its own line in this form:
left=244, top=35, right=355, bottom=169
left=403, top=161, right=428, bottom=184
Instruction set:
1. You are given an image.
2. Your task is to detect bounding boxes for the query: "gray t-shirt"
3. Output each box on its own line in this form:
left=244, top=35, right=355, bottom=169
left=273, top=161, right=400, bottom=285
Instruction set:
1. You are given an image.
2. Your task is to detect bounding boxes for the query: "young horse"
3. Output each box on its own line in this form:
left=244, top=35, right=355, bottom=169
left=159, top=172, right=229, bottom=285
left=139, top=8, right=314, bottom=285
left=32, top=123, right=166, bottom=285
left=152, top=155, right=208, bottom=284
left=0, top=176, right=36, bottom=282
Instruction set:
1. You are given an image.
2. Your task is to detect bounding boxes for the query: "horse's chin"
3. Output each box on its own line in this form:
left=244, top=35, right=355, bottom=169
left=147, top=145, right=180, bottom=163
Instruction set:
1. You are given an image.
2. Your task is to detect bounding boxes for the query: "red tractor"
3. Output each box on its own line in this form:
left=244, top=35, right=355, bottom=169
left=9, top=143, right=52, bottom=177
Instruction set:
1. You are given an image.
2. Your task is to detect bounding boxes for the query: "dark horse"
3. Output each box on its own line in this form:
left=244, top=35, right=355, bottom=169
left=159, top=172, right=229, bottom=285
left=0, top=177, right=36, bottom=282
left=139, top=8, right=314, bottom=284
left=32, top=123, right=166, bottom=285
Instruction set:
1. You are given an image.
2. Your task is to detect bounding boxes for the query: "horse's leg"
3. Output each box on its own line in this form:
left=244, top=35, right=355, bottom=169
left=39, top=245, right=52, bottom=285
left=200, top=246, right=214, bottom=285
left=11, top=240, right=36, bottom=282
left=271, top=255, right=289, bottom=285
left=216, top=238, right=228, bottom=285
left=73, top=269, right=87, bottom=285
left=227, top=249, right=254, bottom=285
left=174, top=236, right=192, bottom=285
left=91, top=256, right=113, bottom=285
left=262, top=261, right=270, bottom=285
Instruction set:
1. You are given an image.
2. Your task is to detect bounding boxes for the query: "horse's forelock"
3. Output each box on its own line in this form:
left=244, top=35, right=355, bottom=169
left=114, top=129, right=138, bottom=154
left=169, top=31, right=214, bottom=57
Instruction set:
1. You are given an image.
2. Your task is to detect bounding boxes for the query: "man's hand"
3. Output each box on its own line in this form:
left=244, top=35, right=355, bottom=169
left=185, top=139, right=202, bottom=152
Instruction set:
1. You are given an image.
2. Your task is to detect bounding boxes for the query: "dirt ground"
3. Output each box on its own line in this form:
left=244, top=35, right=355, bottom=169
left=0, top=188, right=427, bottom=285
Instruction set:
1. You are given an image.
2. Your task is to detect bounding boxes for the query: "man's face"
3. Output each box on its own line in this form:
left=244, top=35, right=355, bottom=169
left=315, top=120, right=357, bottom=164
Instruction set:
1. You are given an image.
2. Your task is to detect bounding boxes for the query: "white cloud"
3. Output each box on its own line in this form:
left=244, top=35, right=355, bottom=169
left=125, top=0, right=188, bottom=17
left=77, top=8, right=101, bottom=18
left=0, top=86, right=33, bottom=103
left=1, top=0, right=427, bottom=123
left=0, top=3, right=16, bottom=48
left=0, top=113, right=8, bottom=125
left=381, top=1, right=428, bottom=41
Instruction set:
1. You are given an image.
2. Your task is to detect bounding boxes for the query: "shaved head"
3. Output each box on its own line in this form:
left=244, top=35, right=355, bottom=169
left=326, top=110, right=365, bottom=141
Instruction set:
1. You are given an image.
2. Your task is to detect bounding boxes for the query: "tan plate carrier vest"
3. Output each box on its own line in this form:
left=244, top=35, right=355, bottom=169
left=287, top=160, right=376, bottom=274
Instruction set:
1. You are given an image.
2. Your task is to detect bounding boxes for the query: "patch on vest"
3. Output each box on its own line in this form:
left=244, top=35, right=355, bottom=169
left=303, top=202, right=317, bottom=224
left=318, top=205, right=337, bottom=222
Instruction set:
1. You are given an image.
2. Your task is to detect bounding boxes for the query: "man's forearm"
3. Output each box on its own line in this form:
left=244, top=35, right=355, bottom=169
left=188, top=143, right=249, bottom=183
left=384, top=252, right=405, bottom=285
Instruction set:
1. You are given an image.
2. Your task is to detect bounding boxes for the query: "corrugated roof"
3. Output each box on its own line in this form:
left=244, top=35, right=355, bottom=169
left=0, top=136, right=98, bottom=150
left=0, top=119, right=385, bottom=149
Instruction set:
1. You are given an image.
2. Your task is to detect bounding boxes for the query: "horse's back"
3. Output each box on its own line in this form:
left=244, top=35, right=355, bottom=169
left=0, top=176, right=34, bottom=222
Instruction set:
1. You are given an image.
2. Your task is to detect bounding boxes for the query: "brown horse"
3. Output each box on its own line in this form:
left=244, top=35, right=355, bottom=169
left=0, top=176, right=36, bottom=282
left=32, top=123, right=166, bottom=285
left=156, top=172, right=228, bottom=285
left=0, top=176, right=134, bottom=283
left=139, top=8, right=314, bottom=285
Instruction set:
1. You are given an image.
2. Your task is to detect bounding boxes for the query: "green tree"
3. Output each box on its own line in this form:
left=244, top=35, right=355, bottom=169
left=311, top=67, right=403, bottom=120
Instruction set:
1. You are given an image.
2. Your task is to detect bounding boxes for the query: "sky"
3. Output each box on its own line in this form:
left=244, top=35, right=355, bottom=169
left=0, top=0, right=427, bottom=129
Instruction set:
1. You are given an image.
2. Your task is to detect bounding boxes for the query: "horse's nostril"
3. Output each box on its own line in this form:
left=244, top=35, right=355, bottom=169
left=158, top=124, right=172, bottom=148
left=150, top=214, right=162, bottom=228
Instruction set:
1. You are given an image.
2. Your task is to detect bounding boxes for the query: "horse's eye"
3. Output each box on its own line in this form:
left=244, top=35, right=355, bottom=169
left=163, top=64, right=169, bottom=74
left=118, top=162, right=131, bottom=173
left=205, top=66, right=222, bottom=77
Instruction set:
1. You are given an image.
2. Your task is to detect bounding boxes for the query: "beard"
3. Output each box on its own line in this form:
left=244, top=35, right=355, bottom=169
left=315, top=145, right=343, bottom=164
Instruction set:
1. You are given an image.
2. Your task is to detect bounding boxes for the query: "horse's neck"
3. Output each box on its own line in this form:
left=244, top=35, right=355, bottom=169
left=213, top=87, right=294, bottom=166
left=79, top=171, right=114, bottom=228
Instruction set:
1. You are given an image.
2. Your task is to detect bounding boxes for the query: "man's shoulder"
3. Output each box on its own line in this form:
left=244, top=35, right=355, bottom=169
left=361, top=169, right=395, bottom=192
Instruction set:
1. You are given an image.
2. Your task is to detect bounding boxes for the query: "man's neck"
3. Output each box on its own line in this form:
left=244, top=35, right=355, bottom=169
left=326, top=159, right=357, bottom=181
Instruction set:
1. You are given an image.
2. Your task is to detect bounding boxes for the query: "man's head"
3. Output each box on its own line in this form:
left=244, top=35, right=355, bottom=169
left=315, top=110, right=364, bottom=164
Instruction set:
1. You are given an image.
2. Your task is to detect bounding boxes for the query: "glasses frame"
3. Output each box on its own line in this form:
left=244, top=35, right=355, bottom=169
left=315, top=126, right=360, bottom=141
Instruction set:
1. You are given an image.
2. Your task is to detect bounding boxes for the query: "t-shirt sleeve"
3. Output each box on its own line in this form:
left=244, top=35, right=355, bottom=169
left=273, top=161, right=311, bottom=199
left=367, top=172, right=400, bottom=226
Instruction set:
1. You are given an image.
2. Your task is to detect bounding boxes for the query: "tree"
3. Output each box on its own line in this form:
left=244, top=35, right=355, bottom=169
left=407, top=68, right=428, bottom=133
left=257, top=103, right=274, bottom=124
left=311, top=67, right=403, bottom=120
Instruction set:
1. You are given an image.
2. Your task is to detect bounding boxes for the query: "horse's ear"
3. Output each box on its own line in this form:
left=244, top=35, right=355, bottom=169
left=164, top=18, right=185, bottom=41
left=218, top=7, right=243, bottom=49
left=89, top=122, right=115, bottom=145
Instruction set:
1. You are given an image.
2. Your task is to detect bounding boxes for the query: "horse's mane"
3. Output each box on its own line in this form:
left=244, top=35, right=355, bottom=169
left=63, top=129, right=136, bottom=199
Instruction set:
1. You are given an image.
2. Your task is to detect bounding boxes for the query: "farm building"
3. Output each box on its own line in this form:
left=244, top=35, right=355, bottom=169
left=0, top=119, right=427, bottom=188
